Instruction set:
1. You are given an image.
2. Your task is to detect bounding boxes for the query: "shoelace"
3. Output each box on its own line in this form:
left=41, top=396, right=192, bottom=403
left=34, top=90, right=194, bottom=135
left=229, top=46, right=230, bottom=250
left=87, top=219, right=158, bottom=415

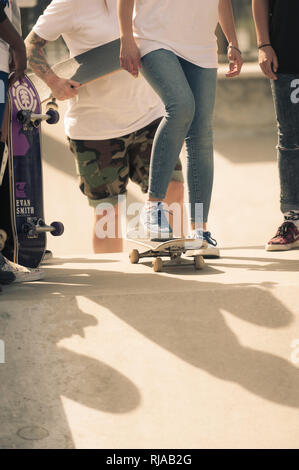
left=147, top=204, right=172, bottom=226
left=203, top=231, right=218, bottom=247
left=285, top=211, right=299, bottom=222
left=277, top=222, right=294, bottom=237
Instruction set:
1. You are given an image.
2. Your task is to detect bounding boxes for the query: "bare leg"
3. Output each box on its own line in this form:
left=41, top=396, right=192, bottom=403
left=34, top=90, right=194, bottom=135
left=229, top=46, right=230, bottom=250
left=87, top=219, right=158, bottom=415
left=93, top=203, right=123, bottom=253
left=191, top=221, right=207, bottom=231
left=164, top=180, right=186, bottom=238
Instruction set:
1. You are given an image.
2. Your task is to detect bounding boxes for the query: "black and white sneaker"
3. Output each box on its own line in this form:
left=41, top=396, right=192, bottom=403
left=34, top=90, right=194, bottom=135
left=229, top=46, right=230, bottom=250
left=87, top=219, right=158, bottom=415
left=0, top=254, right=15, bottom=285
left=0, top=254, right=45, bottom=283
left=186, top=229, right=220, bottom=259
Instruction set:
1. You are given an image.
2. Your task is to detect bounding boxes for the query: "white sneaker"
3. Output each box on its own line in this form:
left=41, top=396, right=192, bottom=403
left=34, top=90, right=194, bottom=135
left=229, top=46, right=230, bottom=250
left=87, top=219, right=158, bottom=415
left=186, top=229, right=220, bottom=259
left=140, top=202, right=173, bottom=241
left=0, top=256, right=45, bottom=283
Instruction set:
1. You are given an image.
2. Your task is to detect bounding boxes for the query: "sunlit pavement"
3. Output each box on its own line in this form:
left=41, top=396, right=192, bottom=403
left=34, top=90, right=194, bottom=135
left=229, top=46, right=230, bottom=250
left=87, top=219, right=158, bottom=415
left=1, top=97, right=299, bottom=449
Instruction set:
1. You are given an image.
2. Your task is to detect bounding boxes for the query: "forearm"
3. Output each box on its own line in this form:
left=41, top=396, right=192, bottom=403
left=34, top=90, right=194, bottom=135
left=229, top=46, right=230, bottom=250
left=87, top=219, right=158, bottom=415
left=117, top=0, right=135, bottom=39
left=218, top=0, right=238, bottom=47
left=25, top=31, right=57, bottom=86
left=0, top=17, right=25, bottom=54
left=252, top=0, right=270, bottom=46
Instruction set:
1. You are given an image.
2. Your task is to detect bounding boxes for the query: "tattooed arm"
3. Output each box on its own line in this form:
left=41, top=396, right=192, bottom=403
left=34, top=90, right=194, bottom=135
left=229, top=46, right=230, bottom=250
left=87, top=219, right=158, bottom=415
left=25, top=31, right=80, bottom=100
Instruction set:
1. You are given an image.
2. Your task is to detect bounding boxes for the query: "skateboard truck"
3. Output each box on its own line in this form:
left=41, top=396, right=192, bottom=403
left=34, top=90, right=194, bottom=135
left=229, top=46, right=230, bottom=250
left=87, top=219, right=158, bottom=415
left=129, top=241, right=205, bottom=272
left=22, top=218, right=64, bottom=239
left=17, top=107, right=60, bottom=129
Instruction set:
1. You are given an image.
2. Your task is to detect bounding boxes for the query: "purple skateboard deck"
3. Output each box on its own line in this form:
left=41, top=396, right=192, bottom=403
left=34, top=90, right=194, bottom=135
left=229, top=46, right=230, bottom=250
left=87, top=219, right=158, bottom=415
left=0, top=75, right=63, bottom=268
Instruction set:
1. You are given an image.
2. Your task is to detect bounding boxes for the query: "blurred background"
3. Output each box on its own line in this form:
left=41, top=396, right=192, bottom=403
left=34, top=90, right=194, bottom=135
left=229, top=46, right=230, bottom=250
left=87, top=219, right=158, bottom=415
left=16, top=1, right=279, bottom=255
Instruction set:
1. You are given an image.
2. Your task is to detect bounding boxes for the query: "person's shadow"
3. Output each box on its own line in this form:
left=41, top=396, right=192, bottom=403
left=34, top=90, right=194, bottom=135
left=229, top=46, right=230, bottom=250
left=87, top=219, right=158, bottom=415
left=1, top=259, right=299, bottom=448
left=0, top=286, right=140, bottom=449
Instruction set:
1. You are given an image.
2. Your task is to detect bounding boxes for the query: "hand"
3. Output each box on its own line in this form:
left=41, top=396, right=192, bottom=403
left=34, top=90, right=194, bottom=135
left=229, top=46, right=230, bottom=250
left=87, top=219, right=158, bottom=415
left=120, top=37, right=141, bottom=78
left=226, top=46, right=243, bottom=78
left=47, top=76, right=81, bottom=101
left=9, top=46, right=27, bottom=87
left=258, top=46, right=278, bottom=80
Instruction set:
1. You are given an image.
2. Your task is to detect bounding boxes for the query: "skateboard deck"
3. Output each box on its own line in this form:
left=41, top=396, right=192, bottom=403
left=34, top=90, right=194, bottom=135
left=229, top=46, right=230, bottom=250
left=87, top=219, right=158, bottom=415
left=28, top=38, right=122, bottom=104
left=0, top=75, right=64, bottom=268
left=126, top=237, right=205, bottom=272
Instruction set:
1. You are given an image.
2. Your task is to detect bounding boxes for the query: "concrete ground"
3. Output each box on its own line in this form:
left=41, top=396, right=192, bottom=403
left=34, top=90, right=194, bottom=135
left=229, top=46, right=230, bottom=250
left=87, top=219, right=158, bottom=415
left=1, top=100, right=299, bottom=449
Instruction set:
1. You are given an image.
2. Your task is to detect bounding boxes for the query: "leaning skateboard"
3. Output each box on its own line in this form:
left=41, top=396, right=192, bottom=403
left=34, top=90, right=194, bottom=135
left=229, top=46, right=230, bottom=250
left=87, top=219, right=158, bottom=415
left=127, top=238, right=205, bottom=272
left=0, top=75, right=64, bottom=268
left=29, top=38, right=122, bottom=104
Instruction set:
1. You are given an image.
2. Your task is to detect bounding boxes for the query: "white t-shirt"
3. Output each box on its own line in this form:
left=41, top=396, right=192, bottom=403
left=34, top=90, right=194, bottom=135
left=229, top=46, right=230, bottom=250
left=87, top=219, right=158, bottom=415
left=33, top=0, right=164, bottom=140
left=134, top=0, right=219, bottom=68
left=0, top=0, right=13, bottom=73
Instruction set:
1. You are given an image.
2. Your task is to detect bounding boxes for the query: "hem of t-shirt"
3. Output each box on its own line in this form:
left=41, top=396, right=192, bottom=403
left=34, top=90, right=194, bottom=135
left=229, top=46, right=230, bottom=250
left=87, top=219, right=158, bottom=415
left=65, top=109, right=163, bottom=141
left=139, top=42, right=218, bottom=69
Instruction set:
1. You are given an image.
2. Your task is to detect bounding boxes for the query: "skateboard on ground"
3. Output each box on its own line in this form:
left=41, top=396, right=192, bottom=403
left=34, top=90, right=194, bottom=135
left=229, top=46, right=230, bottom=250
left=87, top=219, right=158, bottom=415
left=28, top=38, right=121, bottom=104
left=0, top=75, right=64, bottom=268
left=126, top=237, right=205, bottom=272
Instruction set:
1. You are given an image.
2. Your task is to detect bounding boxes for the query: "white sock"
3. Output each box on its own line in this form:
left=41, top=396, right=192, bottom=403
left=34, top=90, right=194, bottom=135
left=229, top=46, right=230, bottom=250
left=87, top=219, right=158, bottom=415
left=284, top=211, right=299, bottom=229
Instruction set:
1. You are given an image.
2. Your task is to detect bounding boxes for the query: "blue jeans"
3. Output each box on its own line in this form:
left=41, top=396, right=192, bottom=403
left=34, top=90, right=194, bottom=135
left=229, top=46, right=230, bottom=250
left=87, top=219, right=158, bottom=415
left=0, top=71, right=8, bottom=132
left=141, top=49, right=217, bottom=223
left=271, top=74, right=299, bottom=213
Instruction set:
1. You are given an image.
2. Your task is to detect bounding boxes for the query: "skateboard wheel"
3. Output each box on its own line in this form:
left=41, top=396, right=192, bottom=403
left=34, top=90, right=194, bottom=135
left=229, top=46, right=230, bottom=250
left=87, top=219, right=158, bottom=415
left=153, top=257, right=163, bottom=272
left=194, top=255, right=205, bottom=270
left=46, top=109, right=60, bottom=125
left=130, top=249, right=139, bottom=264
left=46, top=100, right=58, bottom=111
left=16, top=110, right=28, bottom=124
left=50, top=221, right=64, bottom=236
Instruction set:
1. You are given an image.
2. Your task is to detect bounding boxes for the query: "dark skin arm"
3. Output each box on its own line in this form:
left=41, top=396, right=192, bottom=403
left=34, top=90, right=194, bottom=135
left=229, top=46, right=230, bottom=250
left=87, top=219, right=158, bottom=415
left=252, top=0, right=278, bottom=80
left=0, top=16, right=26, bottom=85
left=25, top=30, right=80, bottom=100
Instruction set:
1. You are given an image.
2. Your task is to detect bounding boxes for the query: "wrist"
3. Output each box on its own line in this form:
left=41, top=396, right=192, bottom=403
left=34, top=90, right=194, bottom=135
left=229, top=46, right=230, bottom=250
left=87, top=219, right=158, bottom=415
left=44, top=71, right=60, bottom=87
left=258, top=43, right=272, bottom=50
left=228, top=44, right=241, bottom=55
left=228, top=39, right=239, bottom=49
left=120, top=32, right=134, bottom=42
left=257, top=36, right=271, bottom=47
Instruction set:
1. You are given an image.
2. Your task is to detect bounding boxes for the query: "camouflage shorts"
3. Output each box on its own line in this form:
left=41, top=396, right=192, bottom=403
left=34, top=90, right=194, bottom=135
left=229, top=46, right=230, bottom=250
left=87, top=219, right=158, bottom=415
left=68, top=118, right=184, bottom=207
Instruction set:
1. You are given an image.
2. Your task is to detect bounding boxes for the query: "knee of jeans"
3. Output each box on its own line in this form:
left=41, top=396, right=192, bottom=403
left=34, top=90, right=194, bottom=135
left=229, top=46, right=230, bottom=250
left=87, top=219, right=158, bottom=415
left=166, top=95, right=195, bottom=127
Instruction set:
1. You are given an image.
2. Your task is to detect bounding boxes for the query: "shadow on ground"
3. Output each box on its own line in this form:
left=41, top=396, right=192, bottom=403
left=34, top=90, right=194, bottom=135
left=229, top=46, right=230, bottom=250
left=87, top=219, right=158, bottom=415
left=1, top=257, right=299, bottom=447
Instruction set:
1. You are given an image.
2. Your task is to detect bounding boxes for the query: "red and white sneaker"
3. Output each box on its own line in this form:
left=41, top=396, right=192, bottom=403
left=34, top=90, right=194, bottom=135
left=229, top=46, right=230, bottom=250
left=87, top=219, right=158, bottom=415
left=266, top=221, right=299, bottom=251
